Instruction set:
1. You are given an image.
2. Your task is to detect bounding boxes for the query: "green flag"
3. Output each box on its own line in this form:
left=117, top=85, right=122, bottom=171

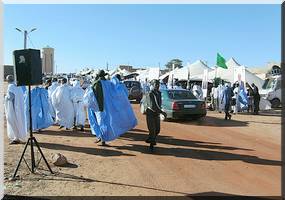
left=216, top=53, right=228, bottom=69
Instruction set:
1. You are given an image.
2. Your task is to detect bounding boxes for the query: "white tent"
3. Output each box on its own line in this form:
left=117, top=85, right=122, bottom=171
left=208, top=58, right=264, bottom=88
left=137, top=67, right=160, bottom=82
left=187, top=60, right=215, bottom=77
left=208, top=57, right=241, bottom=83
left=161, top=60, right=214, bottom=82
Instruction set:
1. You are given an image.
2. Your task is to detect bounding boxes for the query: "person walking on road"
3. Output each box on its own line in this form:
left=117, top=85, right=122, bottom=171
left=145, top=79, right=167, bottom=152
left=92, top=70, right=107, bottom=145
left=221, top=83, right=232, bottom=120
left=252, top=83, right=260, bottom=115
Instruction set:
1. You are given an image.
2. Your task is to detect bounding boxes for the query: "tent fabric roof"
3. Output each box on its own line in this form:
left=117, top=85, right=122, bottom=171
left=136, top=67, right=160, bottom=81
left=226, top=57, right=240, bottom=68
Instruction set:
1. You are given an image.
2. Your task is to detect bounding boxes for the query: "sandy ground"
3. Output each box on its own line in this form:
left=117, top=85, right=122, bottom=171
left=3, top=103, right=281, bottom=197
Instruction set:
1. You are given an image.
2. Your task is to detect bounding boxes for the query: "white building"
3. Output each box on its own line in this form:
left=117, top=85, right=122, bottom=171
left=42, top=46, right=54, bottom=74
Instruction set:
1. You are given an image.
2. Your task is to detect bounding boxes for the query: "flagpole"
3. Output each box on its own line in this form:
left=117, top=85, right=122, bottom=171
left=172, top=63, right=175, bottom=89
left=187, top=65, right=190, bottom=90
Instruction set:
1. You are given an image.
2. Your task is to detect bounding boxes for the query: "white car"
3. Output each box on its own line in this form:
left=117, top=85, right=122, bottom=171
left=259, top=75, right=281, bottom=108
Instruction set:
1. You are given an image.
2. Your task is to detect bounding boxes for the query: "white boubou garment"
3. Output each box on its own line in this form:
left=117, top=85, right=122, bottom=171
left=4, top=83, right=28, bottom=142
left=51, top=83, right=75, bottom=128
left=71, top=80, right=86, bottom=126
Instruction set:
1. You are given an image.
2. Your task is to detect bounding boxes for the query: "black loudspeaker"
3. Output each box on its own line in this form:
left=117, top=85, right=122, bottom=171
left=13, top=49, right=42, bottom=86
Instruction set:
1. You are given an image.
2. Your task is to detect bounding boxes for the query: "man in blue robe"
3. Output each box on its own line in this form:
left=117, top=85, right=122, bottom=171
left=221, top=83, right=233, bottom=120
left=25, top=86, right=54, bottom=132
left=84, top=70, right=137, bottom=145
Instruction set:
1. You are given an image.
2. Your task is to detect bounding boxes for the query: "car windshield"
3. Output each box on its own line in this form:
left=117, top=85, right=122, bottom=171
left=262, top=78, right=276, bottom=90
left=167, top=90, right=197, bottom=100
left=124, top=81, right=141, bottom=88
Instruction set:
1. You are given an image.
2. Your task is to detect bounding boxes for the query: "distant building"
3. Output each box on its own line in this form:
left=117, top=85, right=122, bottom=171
left=119, top=65, right=133, bottom=72
left=42, top=46, right=54, bottom=75
left=4, top=65, right=14, bottom=80
left=249, top=61, right=281, bottom=79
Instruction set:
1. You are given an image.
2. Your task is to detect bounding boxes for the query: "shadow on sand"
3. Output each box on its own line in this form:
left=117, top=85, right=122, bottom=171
left=172, top=116, right=249, bottom=127
left=115, top=143, right=280, bottom=166
left=37, top=129, right=94, bottom=138
left=117, top=131, right=280, bottom=166
left=120, top=131, right=253, bottom=152
left=39, top=142, right=135, bottom=157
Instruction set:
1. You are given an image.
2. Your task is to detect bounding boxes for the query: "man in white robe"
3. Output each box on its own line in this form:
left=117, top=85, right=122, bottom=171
left=51, top=78, right=74, bottom=130
left=48, top=78, right=59, bottom=120
left=192, top=83, right=203, bottom=100
left=217, top=80, right=226, bottom=113
left=233, top=82, right=240, bottom=114
left=4, top=75, right=27, bottom=144
left=71, top=80, right=86, bottom=131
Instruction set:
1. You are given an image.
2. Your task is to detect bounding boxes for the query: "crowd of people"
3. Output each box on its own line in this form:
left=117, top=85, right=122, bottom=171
left=210, top=80, right=261, bottom=120
left=140, top=77, right=262, bottom=121
left=4, top=71, right=263, bottom=151
left=4, top=71, right=138, bottom=147
left=140, top=78, right=204, bottom=100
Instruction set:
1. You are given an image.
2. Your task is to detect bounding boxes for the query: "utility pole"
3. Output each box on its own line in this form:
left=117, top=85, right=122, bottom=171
left=16, top=28, right=36, bottom=50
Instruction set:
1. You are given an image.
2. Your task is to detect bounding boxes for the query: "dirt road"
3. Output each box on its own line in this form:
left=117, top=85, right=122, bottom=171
left=4, top=104, right=281, bottom=196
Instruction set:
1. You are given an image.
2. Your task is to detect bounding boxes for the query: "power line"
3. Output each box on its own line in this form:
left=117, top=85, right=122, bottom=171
left=27, top=35, right=36, bottom=48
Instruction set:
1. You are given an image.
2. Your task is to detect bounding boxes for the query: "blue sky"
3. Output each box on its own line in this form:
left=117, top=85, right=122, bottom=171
left=4, top=4, right=281, bottom=73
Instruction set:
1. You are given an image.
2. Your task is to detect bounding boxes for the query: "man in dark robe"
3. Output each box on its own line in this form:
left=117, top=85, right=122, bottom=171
left=145, top=79, right=167, bottom=151
left=252, top=83, right=260, bottom=115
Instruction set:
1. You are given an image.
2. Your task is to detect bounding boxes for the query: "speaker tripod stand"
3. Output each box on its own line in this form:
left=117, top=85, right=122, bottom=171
left=12, top=85, right=53, bottom=180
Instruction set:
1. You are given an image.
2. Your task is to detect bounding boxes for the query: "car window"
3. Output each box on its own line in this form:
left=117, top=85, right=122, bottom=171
left=124, top=82, right=130, bottom=88
left=132, top=82, right=140, bottom=88
left=167, top=90, right=197, bottom=100
left=275, top=79, right=281, bottom=90
left=161, top=91, right=167, bottom=100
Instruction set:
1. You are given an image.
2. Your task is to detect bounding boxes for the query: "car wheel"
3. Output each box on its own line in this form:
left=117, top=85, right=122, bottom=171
left=271, top=98, right=280, bottom=108
left=197, top=115, right=206, bottom=121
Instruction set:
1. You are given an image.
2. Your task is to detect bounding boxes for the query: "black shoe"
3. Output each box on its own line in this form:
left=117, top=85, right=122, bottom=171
left=145, top=138, right=151, bottom=143
left=149, top=144, right=154, bottom=152
left=102, top=141, right=106, bottom=146
left=59, top=126, right=64, bottom=129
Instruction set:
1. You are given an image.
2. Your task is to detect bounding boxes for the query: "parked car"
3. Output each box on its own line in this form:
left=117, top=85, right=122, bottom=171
left=140, top=89, right=206, bottom=121
left=259, top=75, right=281, bottom=108
left=123, top=80, right=143, bottom=102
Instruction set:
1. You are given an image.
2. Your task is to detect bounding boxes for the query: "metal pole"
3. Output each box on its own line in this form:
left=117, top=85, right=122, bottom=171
left=23, top=29, right=35, bottom=172
left=24, top=30, right=27, bottom=49
left=28, top=85, right=35, bottom=172
left=172, top=63, right=175, bottom=89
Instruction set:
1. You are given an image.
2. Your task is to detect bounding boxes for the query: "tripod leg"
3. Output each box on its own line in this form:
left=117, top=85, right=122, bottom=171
left=33, top=138, right=54, bottom=174
left=30, top=137, right=36, bottom=173
left=13, top=138, right=30, bottom=179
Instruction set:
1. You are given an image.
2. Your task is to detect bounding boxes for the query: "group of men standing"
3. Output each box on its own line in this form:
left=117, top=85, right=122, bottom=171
left=4, top=70, right=141, bottom=146
left=49, top=77, right=86, bottom=131
left=210, top=80, right=261, bottom=120
left=4, top=75, right=87, bottom=144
